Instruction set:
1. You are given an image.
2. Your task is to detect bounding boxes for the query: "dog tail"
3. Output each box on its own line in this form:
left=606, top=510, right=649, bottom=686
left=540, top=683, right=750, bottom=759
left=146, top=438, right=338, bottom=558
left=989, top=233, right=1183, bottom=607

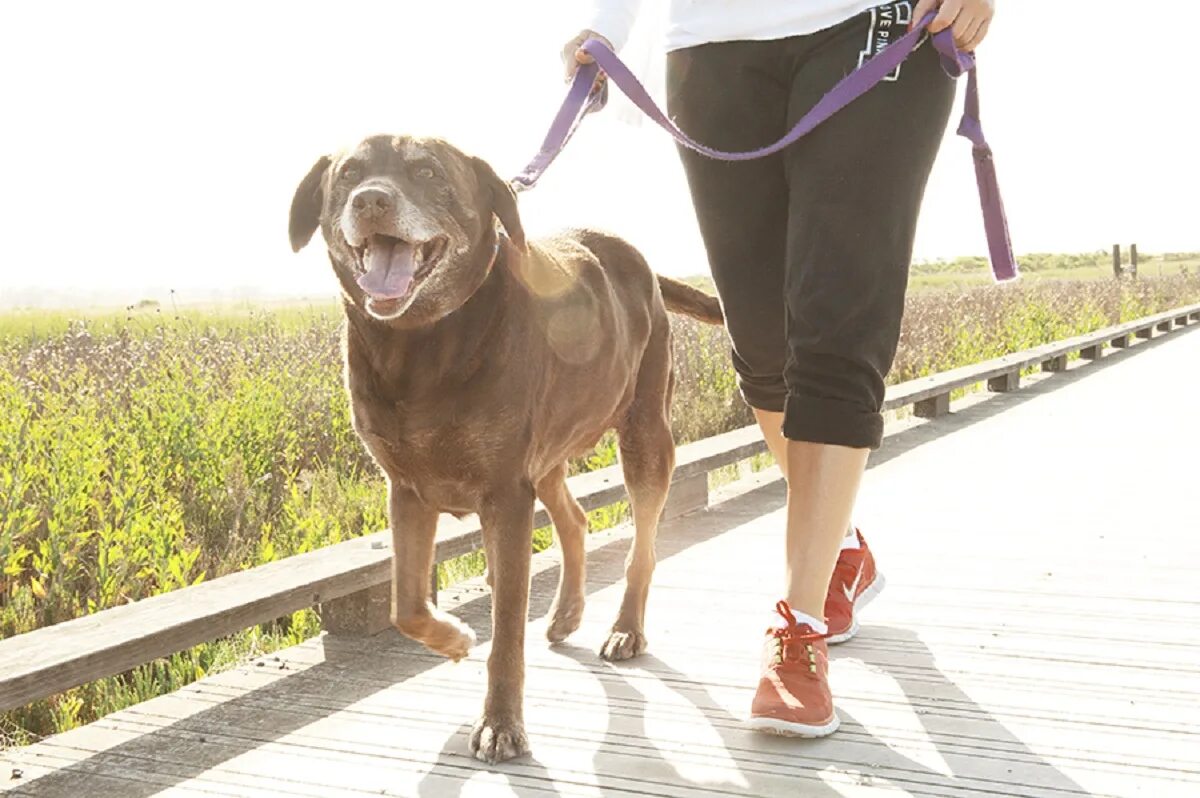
left=657, top=275, right=724, bottom=325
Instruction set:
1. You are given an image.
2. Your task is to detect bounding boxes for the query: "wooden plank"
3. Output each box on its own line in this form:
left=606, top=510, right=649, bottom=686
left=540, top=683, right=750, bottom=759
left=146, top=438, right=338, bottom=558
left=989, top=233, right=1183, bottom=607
left=0, top=530, right=396, bottom=712
left=670, top=424, right=768, bottom=482
left=883, top=302, right=1200, bottom=411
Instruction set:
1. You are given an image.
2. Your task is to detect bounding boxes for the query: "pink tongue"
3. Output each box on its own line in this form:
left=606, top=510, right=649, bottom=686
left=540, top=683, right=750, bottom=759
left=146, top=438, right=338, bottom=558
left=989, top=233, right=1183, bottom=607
left=357, top=236, right=416, bottom=300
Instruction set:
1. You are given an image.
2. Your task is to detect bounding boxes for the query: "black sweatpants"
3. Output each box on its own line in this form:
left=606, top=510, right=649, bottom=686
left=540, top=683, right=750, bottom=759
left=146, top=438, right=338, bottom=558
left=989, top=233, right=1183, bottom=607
left=666, top=1, right=955, bottom=449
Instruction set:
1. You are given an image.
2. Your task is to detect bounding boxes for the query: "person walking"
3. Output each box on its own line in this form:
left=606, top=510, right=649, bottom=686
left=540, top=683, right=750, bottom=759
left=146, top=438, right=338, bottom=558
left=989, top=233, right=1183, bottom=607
left=562, top=0, right=995, bottom=737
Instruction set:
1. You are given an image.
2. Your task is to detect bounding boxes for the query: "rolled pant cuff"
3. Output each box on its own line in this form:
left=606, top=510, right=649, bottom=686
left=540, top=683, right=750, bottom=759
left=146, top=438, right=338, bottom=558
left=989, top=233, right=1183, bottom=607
left=739, top=382, right=787, bottom=414
left=782, top=395, right=883, bottom=450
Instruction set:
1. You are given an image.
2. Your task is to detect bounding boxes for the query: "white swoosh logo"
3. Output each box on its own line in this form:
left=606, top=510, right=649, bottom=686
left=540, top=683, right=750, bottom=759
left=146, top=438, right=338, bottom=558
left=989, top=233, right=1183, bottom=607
left=842, top=569, right=862, bottom=603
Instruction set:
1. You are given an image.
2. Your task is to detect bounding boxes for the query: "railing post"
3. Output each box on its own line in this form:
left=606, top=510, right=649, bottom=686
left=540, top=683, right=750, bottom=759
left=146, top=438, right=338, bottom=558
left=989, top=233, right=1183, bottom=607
left=320, top=582, right=392, bottom=636
left=1130, top=243, right=1138, bottom=278
left=1041, top=355, right=1069, bottom=373
left=987, top=370, right=1020, bottom=392
left=1156, top=320, right=1172, bottom=332
left=1111, top=334, right=1131, bottom=349
left=1080, top=343, right=1104, bottom=360
left=1136, top=326, right=1154, bottom=340
left=1112, top=244, right=1122, bottom=278
left=914, top=393, right=951, bottom=418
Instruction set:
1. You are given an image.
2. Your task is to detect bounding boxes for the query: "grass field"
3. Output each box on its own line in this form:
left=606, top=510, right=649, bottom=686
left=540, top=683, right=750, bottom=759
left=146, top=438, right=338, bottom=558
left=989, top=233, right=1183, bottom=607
left=907, top=250, right=1200, bottom=291
left=2, top=262, right=1199, bottom=746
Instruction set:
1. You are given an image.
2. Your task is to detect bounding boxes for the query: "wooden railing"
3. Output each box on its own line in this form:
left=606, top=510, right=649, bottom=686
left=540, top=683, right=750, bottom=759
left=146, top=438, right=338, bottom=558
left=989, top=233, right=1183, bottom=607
left=1, top=301, right=1197, bottom=713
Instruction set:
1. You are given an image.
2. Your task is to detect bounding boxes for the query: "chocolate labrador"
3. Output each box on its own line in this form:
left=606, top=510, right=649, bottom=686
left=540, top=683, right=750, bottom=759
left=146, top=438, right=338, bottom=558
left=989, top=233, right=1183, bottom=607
left=288, top=134, right=722, bottom=763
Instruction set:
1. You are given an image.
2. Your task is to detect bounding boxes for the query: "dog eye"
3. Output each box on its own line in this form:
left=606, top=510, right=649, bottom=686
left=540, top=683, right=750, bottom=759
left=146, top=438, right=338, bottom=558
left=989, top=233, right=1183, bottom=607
left=339, top=165, right=361, bottom=182
left=416, top=166, right=435, bottom=180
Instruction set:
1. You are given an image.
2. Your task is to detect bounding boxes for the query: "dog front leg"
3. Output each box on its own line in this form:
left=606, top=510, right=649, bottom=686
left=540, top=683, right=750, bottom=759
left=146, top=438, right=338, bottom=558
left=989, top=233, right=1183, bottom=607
left=388, top=482, right=475, bottom=660
left=469, top=481, right=535, bottom=763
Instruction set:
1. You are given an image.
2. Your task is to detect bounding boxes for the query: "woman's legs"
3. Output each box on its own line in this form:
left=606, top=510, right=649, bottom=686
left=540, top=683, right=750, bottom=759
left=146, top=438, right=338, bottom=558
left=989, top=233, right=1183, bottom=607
left=668, top=0, right=954, bottom=736
left=776, top=5, right=955, bottom=624
left=784, top=443, right=869, bottom=617
left=753, top=408, right=789, bottom=483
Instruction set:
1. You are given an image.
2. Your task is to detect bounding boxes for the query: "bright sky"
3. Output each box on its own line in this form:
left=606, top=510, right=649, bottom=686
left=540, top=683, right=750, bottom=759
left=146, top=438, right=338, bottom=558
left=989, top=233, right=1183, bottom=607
left=2, top=1, right=1196, bottom=307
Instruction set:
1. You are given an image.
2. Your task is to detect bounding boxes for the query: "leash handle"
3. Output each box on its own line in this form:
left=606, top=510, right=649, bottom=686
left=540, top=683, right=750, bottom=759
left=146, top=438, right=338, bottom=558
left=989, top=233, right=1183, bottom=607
left=514, top=12, right=1018, bottom=282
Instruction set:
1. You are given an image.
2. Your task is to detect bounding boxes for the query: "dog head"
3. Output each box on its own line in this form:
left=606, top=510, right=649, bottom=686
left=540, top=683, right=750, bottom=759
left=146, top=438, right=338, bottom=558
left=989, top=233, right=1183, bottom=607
left=289, top=135, right=525, bottom=326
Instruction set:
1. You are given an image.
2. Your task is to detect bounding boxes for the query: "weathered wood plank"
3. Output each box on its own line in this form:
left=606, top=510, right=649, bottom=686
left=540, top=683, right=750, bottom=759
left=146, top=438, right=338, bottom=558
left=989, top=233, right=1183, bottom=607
left=884, top=302, right=1200, bottom=411
left=0, top=530, right=395, bottom=712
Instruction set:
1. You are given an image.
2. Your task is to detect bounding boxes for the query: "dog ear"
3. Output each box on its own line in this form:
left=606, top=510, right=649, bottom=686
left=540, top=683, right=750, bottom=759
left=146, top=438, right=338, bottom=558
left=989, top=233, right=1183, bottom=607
left=471, top=157, right=527, bottom=252
left=289, top=155, right=331, bottom=253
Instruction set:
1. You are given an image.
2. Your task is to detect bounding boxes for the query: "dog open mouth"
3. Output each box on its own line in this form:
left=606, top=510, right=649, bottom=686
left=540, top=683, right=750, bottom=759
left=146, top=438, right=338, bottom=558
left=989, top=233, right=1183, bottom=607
left=354, top=233, right=448, bottom=313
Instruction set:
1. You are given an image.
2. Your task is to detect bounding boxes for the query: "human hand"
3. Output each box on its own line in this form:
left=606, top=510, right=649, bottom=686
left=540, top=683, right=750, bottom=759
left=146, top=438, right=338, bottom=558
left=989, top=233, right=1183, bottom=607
left=561, top=29, right=613, bottom=90
left=911, top=0, right=994, bottom=52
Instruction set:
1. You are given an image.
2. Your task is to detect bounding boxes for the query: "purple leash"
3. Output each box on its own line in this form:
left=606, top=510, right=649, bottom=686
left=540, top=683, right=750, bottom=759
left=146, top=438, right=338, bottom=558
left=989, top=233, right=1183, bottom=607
left=514, top=12, right=1018, bottom=282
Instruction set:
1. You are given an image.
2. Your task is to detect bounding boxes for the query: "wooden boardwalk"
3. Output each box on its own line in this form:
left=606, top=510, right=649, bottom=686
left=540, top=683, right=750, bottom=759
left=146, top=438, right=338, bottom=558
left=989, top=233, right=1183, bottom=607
left=4, top=326, right=1198, bottom=798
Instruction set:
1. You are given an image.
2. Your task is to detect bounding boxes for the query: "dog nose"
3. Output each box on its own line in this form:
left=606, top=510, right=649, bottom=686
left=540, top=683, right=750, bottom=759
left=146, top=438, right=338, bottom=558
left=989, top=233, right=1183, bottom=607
left=351, top=188, right=393, bottom=217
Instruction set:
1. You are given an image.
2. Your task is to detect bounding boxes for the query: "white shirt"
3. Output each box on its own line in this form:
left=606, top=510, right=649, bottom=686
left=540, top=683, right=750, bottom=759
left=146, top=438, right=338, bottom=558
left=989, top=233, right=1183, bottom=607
left=586, top=0, right=890, bottom=52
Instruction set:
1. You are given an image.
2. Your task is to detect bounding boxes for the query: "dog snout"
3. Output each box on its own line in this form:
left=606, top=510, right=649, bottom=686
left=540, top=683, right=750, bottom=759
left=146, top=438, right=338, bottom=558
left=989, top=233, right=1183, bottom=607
left=351, top=187, right=394, bottom=219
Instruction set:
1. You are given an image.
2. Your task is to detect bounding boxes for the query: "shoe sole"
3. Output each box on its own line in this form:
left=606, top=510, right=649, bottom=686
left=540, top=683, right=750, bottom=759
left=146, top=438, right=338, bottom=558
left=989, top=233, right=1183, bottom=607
left=746, top=713, right=841, bottom=738
left=826, top=571, right=886, bottom=645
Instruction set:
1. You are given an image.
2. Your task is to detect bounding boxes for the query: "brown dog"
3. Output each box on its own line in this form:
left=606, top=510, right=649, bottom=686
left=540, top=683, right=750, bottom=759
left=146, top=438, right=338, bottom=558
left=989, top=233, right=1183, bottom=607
left=289, top=134, right=721, bottom=763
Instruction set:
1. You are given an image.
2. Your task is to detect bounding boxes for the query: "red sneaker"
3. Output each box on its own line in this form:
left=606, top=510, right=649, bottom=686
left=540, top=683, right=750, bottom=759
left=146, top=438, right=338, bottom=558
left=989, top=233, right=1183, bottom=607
left=746, top=601, right=840, bottom=737
left=825, top=529, right=885, bottom=644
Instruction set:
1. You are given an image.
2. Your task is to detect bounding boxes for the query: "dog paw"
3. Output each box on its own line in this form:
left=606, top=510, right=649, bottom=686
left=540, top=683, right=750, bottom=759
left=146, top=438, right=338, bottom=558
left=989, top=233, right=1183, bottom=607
left=395, top=610, right=476, bottom=662
left=546, top=595, right=585, bottom=644
left=599, top=627, right=647, bottom=661
left=469, top=715, right=529, bottom=764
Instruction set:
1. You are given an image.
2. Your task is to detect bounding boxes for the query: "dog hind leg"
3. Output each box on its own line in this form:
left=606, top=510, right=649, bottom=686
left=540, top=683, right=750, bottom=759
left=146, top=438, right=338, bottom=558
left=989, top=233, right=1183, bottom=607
left=539, top=463, right=589, bottom=643
left=601, top=321, right=675, bottom=661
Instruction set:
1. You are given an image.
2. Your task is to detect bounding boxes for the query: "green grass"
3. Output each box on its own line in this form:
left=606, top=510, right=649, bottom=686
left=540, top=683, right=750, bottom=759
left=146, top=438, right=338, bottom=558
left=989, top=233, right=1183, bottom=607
left=3, top=263, right=1199, bottom=746
left=907, top=250, right=1200, bottom=292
